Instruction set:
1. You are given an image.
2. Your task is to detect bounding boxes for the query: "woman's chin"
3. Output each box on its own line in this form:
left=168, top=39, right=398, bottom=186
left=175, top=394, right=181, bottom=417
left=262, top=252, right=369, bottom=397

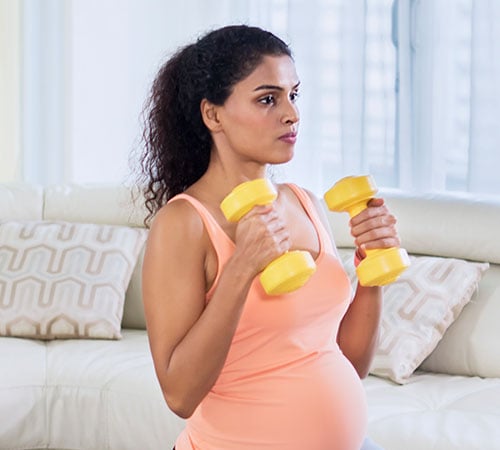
left=270, top=147, right=295, bottom=165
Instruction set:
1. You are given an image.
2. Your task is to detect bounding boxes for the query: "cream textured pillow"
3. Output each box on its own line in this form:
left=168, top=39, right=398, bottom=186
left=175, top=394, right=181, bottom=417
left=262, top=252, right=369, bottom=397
left=338, top=250, right=489, bottom=384
left=0, top=220, right=147, bottom=340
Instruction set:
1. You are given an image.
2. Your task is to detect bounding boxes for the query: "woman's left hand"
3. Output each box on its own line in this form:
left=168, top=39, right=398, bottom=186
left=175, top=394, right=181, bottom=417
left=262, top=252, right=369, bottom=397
left=349, top=198, right=401, bottom=258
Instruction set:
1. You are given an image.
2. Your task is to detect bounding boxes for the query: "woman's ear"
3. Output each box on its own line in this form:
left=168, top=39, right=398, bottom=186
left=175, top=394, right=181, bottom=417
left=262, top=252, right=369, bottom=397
left=200, top=99, right=222, bottom=132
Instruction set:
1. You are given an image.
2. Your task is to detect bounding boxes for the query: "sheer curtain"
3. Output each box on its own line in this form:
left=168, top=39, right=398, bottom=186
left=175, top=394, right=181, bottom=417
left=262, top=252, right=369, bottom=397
left=0, top=0, right=22, bottom=182
left=394, top=0, right=500, bottom=195
left=274, top=0, right=397, bottom=195
left=266, top=0, right=500, bottom=197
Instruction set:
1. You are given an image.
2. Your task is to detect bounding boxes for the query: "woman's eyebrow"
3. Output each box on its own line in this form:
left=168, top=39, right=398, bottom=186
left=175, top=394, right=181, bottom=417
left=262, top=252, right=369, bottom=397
left=253, top=81, right=301, bottom=92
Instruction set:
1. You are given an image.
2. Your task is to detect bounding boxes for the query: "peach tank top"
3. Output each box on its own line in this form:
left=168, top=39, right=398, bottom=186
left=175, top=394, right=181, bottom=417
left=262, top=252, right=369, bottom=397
left=171, top=184, right=367, bottom=450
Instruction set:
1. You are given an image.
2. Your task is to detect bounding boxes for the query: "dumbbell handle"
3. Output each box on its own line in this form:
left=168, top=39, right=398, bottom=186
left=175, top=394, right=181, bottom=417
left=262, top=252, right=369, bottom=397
left=343, top=200, right=377, bottom=258
left=343, top=200, right=371, bottom=220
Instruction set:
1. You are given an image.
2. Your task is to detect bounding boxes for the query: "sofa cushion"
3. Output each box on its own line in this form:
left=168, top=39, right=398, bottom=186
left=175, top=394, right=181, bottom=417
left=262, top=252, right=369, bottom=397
left=43, top=183, right=150, bottom=330
left=0, top=183, right=43, bottom=220
left=421, top=263, right=500, bottom=378
left=0, top=220, right=147, bottom=339
left=339, top=250, right=488, bottom=383
left=122, top=244, right=147, bottom=329
left=43, top=184, right=147, bottom=227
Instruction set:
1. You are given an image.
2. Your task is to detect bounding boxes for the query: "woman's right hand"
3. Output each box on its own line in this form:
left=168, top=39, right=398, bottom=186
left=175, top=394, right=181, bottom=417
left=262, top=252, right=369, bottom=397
left=231, top=204, right=291, bottom=277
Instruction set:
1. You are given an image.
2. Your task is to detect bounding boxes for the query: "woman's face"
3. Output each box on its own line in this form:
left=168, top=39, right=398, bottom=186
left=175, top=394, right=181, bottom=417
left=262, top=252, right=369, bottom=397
left=214, top=55, right=300, bottom=166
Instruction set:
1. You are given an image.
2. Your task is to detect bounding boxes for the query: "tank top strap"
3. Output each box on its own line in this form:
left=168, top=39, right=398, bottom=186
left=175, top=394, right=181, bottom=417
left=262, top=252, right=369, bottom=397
left=168, top=193, right=234, bottom=299
left=168, top=193, right=218, bottom=237
left=285, top=184, right=335, bottom=255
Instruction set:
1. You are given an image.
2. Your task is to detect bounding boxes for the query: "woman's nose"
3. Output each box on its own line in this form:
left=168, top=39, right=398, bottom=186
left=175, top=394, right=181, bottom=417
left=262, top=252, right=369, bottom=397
left=282, top=101, right=300, bottom=125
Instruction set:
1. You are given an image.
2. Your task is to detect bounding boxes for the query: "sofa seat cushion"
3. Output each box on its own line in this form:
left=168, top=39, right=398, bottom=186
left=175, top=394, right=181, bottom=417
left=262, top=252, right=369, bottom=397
left=45, top=329, right=184, bottom=449
left=363, top=372, right=500, bottom=450
left=0, top=330, right=184, bottom=450
left=0, top=337, right=47, bottom=449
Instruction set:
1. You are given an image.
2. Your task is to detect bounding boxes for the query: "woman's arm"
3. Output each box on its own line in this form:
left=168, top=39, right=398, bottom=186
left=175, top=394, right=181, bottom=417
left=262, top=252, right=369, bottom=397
left=337, top=284, right=382, bottom=378
left=143, top=200, right=289, bottom=418
left=338, top=197, right=400, bottom=377
left=308, top=193, right=400, bottom=378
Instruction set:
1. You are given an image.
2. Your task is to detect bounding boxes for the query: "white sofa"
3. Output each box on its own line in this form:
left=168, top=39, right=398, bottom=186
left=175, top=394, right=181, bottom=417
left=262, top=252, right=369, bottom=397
left=0, top=183, right=499, bottom=450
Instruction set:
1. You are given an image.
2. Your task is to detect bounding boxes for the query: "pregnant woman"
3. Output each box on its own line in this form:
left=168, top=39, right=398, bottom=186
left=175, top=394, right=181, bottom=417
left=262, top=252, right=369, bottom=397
left=138, top=24, right=398, bottom=450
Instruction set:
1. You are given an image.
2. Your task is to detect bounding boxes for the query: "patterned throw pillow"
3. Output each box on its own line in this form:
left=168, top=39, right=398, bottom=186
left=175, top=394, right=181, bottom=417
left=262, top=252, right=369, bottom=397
left=339, top=250, right=489, bottom=384
left=0, top=220, right=147, bottom=339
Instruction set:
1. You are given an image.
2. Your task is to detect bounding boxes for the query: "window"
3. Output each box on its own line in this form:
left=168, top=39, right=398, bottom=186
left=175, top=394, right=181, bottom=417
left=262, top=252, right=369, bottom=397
left=6, top=0, right=499, bottom=197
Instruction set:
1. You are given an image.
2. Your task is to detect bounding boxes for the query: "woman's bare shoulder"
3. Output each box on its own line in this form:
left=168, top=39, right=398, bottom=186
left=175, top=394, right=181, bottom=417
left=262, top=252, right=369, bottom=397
left=150, top=197, right=204, bottom=239
left=145, top=197, right=209, bottom=268
left=143, top=197, right=208, bottom=310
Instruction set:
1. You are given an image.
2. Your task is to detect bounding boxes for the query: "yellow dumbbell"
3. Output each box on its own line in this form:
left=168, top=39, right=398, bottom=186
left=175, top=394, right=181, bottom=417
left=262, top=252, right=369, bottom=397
left=221, top=178, right=316, bottom=295
left=324, top=175, right=410, bottom=286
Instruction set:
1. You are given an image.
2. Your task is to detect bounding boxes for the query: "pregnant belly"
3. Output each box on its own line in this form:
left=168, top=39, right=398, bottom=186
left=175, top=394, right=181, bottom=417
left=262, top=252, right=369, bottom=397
left=187, top=350, right=367, bottom=450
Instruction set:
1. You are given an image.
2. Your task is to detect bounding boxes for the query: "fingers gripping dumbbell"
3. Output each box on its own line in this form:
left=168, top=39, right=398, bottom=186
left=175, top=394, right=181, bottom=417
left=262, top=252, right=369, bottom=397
left=324, top=175, right=410, bottom=286
left=221, top=179, right=316, bottom=295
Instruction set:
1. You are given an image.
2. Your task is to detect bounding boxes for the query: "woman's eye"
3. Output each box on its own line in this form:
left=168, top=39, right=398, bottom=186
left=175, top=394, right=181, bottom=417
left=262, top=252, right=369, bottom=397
left=290, top=91, right=300, bottom=102
left=259, top=95, right=275, bottom=105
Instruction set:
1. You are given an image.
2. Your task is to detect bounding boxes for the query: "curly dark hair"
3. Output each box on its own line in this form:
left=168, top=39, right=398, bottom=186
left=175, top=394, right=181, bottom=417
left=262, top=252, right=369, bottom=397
left=138, top=24, right=292, bottom=225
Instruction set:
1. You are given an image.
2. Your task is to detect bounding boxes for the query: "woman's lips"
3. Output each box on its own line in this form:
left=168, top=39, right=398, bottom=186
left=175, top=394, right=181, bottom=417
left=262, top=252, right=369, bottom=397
left=279, top=132, right=297, bottom=144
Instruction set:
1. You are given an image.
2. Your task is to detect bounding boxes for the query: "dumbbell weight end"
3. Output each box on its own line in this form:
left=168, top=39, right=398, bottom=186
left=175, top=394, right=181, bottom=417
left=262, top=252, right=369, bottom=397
left=260, top=250, right=316, bottom=295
